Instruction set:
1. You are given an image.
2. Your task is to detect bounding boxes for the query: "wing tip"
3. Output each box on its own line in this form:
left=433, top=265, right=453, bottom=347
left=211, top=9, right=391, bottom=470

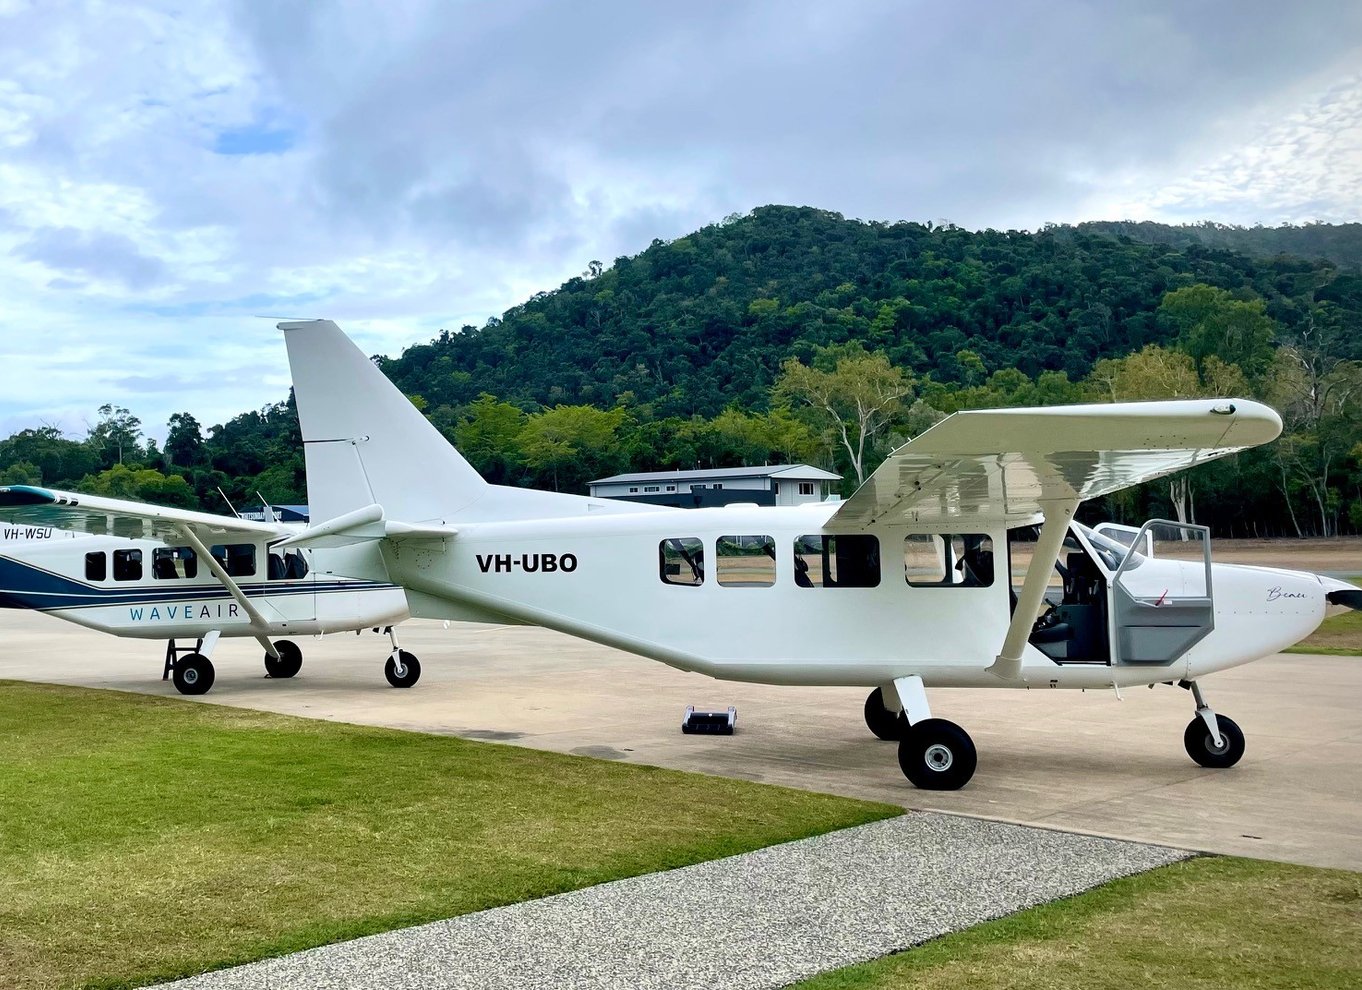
left=0, top=485, right=54, bottom=506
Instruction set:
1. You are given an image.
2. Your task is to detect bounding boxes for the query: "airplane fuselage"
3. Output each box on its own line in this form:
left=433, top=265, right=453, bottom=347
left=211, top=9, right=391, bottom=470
left=0, top=535, right=408, bottom=639
left=384, top=502, right=1330, bottom=689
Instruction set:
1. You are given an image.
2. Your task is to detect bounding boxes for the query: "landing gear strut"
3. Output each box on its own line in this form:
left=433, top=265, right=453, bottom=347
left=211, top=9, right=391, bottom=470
left=164, top=635, right=218, bottom=696
left=381, top=626, right=421, bottom=688
left=1181, top=679, right=1245, bottom=769
left=264, top=639, right=303, bottom=679
left=876, top=676, right=977, bottom=790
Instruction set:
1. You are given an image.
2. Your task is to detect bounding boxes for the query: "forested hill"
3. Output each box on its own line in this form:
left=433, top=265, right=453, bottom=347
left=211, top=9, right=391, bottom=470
left=1076, top=220, right=1362, bottom=270
left=4, top=206, right=1361, bottom=538
left=380, top=206, right=1362, bottom=419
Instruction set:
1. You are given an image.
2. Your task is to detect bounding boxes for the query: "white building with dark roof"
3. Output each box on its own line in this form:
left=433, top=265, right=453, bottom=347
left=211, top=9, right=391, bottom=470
left=588, top=464, right=842, bottom=508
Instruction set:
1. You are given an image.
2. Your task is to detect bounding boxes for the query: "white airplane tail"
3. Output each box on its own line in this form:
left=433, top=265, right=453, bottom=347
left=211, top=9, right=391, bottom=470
left=281, top=320, right=661, bottom=525
left=282, top=320, right=489, bottom=524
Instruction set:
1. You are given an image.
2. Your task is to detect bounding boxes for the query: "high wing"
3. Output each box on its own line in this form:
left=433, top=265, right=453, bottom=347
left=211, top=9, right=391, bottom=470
left=0, top=485, right=289, bottom=542
left=827, top=398, right=1283, bottom=531
left=0, top=484, right=298, bottom=659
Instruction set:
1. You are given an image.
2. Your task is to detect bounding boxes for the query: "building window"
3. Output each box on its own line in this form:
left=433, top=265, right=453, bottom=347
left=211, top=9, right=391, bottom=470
left=629, top=486, right=638, bottom=493
left=713, top=483, right=723, bottom=490
left=659, top=538, right=704, bottom=586
left=905, top=534, right=994, bottom=587
left=152, top=546, right=198, bottom=580
left=112, top=548, right=142, bottom=581
left=84, top=551, right=106, bottom=582
left=717, top=535, right=775, bottom=587
left=210, top=543, right=256, bottom=577
left=798, top=481, right=816, bottom=496
left=644, top=485, right=660, bottom=493
left=666, top=485, right=676, bottom=492
left=794, top=535, right=880, bottom=588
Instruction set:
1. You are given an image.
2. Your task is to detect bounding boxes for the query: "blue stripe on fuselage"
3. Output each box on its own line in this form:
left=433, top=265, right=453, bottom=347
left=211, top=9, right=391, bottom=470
left=0, top=554, right=395, bottom=612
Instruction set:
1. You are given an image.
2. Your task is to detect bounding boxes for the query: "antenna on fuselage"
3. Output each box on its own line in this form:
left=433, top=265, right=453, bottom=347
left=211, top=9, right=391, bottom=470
left=216, top=487, right=241, bottom=519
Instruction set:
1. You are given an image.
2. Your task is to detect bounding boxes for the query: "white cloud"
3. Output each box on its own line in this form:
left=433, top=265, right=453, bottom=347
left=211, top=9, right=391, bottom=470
left=0, top=0, right=1359, bottom=443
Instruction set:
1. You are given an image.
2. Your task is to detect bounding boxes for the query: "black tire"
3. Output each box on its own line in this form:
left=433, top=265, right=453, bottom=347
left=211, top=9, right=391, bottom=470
left=172, top=653, right=215, bottom=696
left=384, top=651, right=421, bottom=688
left=1184, top=714, right=1245, bottom=769
left=898, top=718, right=977, bottom=790
left=864, top=687, right=905, bottom=741
left=264, top=640, right=303, bottom=679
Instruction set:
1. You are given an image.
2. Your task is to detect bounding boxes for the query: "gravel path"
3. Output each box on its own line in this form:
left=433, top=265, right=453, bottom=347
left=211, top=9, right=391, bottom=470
left=163, top=813, right=1189, bottom=990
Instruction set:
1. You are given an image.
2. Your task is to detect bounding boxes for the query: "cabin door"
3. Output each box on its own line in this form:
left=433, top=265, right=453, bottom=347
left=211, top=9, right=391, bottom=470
left=1109, top=520, right=1215, bottom=666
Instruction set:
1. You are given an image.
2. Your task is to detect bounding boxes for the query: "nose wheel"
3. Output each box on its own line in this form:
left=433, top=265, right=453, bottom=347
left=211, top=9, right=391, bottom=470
left=1181, top=680, right=1245, bottom=769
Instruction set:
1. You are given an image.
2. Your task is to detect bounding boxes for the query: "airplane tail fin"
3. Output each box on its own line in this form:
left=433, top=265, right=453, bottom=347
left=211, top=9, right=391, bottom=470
left=281, top=320, right=488, bottom=524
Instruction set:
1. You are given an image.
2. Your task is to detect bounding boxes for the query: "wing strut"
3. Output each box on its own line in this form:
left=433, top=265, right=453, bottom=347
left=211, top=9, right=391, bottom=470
left=987, top=499, right=1079, bottom=681
left=175, top=525, right=280, bottom=659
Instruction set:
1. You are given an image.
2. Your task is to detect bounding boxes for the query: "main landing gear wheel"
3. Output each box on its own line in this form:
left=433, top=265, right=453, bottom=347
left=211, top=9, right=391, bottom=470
left=172, top=653, right=215, bottom=696
left=1184, top=713, right=1245, bottom=769
left=384, top=651, right=421, bottom=688
left=864, top=687, right=905, bottom=741
left=264, top=640, right=303, bottom=679
left=898, top=718, right=977, bottom=790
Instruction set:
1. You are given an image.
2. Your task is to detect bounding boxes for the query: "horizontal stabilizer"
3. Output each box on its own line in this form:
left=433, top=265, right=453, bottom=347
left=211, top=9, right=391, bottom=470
left=274, top=503, right=458, bottom=549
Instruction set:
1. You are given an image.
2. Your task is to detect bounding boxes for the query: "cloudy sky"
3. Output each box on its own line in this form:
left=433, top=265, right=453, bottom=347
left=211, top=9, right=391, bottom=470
left=1, top=0, right=1360, bottom=442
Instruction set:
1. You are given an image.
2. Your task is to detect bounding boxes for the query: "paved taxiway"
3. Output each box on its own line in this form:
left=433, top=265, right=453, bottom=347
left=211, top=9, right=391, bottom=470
left=2, top=610, right=1358, bottom=870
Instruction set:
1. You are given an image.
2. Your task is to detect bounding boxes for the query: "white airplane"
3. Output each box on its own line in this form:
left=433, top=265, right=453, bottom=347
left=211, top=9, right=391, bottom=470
left=262, top=319, right=1359, bottom=790
left=0, top=493, right=417, bottom=695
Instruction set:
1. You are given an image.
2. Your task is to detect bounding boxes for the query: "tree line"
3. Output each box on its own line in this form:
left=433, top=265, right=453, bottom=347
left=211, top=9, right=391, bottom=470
left=1, top=207, right=1359, bottom=537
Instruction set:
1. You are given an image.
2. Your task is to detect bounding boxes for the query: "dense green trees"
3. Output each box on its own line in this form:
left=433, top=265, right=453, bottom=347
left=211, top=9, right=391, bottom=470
left=2, top=208, right=1360, bottom=537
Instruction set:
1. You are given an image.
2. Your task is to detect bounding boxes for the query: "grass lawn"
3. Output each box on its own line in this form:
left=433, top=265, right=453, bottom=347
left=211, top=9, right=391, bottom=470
left=789, top=856, right=1362, bottom=990
left=0, top=682, right=899, bottom=990
left=1286, top=576, right=1362, bottom=656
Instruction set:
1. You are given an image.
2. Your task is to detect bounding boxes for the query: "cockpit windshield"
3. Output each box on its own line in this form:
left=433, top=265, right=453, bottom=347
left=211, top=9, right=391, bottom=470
left=1074, top=523, right=1143, bottom=572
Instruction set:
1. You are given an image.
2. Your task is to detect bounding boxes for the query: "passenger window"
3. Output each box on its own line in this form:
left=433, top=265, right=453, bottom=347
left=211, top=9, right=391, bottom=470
left=952, top=535, right=995, bottom=587
left=113, top=548, right=142, bottom=581
left=660, top=538, right=704, bottom=586
left=85, top=551, right=106, bottom=582
left=904, top=535, right=947, bottom=584
left=904, top=534, right=994, bottom=587
left=794, top=535, right=880, bottom=588
left=210, top=543, right=256, bottom=577
left=152, top=547, right=198, bottom=580
left=716, top=535, right=776, bottom=587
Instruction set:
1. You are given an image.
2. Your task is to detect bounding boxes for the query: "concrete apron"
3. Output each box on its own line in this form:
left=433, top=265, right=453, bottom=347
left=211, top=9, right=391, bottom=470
left=1, top=611, right=1359, bottom=871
